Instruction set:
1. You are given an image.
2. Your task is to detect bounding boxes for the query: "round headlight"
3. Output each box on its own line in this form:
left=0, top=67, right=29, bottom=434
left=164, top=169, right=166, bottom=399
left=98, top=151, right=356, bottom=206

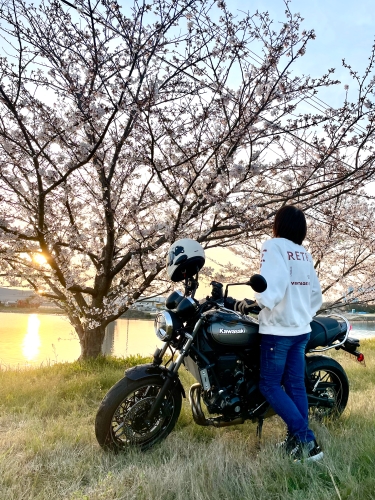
left=154, top=311, right=183, bottom=341
left=154, top=311, right=174, bottom=341
left=175, top=297, right=198, bottom=321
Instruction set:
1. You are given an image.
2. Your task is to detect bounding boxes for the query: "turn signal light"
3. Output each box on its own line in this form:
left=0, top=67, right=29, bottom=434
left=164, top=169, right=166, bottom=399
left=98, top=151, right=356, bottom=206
left=357, top=353, right=365, bottom=362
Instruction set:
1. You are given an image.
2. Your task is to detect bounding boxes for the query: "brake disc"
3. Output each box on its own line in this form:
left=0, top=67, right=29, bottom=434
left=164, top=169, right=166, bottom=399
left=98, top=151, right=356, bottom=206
left=122, top=397, right=164, bottom=443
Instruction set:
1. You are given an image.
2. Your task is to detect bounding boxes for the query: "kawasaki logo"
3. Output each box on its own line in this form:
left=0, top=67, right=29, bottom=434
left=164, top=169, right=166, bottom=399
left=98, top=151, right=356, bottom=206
left=219, top=328, right=245, bottom=334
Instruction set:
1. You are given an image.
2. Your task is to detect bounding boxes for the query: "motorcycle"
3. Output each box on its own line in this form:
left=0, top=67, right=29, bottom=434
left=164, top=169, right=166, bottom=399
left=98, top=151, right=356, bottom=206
left=95, top=272, right=364, bottom=452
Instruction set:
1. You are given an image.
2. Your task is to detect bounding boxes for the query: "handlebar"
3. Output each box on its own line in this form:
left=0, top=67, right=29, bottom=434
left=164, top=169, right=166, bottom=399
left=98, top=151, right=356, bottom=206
left=247, top=305, right=261, bottom=315
left=201, top=296, right=261, bottom=317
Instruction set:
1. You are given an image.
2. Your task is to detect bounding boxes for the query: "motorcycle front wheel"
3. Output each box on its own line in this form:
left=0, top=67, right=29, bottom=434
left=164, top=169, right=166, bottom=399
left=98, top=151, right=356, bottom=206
left=306, top=356, right=349, bottom=419
left=95, top=376, right=182, bottom=452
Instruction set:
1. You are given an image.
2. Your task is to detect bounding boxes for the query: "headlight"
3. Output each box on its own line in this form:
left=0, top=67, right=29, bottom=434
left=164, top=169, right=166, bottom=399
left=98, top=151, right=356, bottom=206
left=154, top=311, right=182, bottom=341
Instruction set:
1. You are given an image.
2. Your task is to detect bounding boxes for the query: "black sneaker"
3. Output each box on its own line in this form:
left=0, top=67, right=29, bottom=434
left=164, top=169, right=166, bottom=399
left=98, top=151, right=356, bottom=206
left=276, top=432, right=298, bottom=453
left=290, top=439, right=324, bottom=462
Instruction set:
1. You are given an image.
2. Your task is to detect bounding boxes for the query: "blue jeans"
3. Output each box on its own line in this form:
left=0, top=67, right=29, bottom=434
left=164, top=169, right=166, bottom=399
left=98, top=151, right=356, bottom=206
left=259, top=333, right=315, bottom=443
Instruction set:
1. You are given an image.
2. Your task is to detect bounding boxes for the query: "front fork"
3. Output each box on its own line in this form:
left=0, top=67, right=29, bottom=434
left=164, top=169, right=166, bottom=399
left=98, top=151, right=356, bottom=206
left=146, top=317, right=204, bottom=420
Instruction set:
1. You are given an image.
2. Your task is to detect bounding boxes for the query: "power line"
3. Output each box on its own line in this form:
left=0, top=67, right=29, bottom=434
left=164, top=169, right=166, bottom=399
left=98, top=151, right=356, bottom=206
left=54, top=1, right=373, bottom=181
left=246, top=48, right=369, bottom=136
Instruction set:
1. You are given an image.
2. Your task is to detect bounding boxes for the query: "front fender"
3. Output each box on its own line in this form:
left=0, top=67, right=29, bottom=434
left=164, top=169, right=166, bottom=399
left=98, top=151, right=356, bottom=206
left=125, top=363, right=186, bottom=398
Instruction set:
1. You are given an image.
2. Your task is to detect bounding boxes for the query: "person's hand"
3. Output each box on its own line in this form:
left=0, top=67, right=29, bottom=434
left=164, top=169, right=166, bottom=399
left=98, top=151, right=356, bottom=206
left=235, top=298, right=255, bottom=315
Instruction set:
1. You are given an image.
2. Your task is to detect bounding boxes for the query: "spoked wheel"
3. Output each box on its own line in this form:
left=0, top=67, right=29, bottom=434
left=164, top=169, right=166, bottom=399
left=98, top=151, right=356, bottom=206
left=95, top=376, right=182, bottom=452
left=306, top=356, right=349, bottom=420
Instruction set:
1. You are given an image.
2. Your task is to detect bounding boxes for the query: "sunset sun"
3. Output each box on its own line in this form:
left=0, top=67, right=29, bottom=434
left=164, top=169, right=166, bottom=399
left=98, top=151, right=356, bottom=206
left=33, top=253, right=47, bottom=265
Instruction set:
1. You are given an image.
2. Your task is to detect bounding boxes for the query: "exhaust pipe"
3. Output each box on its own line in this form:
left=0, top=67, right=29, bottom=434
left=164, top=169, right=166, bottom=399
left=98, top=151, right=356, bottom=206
left=189, top=383, right=244, bottom=428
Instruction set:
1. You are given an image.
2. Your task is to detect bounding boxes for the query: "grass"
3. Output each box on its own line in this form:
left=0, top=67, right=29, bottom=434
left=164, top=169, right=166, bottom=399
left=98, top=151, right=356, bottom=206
left=1, top=343, right=375, bottom=500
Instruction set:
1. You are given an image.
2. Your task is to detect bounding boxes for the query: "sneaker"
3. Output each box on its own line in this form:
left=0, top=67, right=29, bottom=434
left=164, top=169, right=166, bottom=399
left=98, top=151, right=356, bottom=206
left=276, top=432, right=298, bottom=453
left=290, top=439, right=324, bottom=462
left=276, top=431, right=289, bottom=448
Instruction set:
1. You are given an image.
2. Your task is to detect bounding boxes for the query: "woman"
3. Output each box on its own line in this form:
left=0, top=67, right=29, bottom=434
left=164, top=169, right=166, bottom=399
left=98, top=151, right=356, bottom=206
left=254, top=205, right=323, bottom=461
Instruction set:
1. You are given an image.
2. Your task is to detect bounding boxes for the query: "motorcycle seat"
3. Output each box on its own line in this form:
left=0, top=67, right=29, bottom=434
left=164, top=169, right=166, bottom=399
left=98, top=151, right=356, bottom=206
left=307, top=316, right=342, bottom=350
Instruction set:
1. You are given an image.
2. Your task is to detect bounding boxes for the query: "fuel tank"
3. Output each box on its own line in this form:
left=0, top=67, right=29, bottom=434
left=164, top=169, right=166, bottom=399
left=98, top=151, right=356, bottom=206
left=205, top=310, right=260, bottom=347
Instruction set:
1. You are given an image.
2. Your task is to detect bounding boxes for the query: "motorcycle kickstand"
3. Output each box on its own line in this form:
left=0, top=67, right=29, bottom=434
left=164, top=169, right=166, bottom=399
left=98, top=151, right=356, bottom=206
left=256, top=417, right=264, bottom=449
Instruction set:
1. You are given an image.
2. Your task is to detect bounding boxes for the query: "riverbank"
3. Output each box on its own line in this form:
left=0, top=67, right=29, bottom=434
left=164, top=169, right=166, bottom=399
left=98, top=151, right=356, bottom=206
left=0, top=306, right=155, bottom=320
left=0, top=306, right=65, bottom=315
left=120, top=309, right=156, bottom=320
left=3, top=305, right=374, bottom=323
left=346, top=313, right=375, bottom=321
left=1, top=341, right=375, bottom=499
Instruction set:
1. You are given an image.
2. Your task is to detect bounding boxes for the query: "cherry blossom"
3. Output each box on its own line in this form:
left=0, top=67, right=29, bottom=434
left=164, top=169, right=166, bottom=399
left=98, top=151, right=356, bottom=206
left=0, top=0, right=374, bottom=357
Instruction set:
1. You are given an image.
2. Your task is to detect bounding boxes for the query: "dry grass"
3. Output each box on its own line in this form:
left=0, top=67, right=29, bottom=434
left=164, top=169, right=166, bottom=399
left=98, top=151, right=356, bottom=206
left=1, top=344, right=375, bottom=500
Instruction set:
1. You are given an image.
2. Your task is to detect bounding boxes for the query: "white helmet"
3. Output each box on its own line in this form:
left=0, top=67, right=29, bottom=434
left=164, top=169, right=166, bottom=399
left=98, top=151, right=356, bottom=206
left=166, top=239, right=205, bottom=282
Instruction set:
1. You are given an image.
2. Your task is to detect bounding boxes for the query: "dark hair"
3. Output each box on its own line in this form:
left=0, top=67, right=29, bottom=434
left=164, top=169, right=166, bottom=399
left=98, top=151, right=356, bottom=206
left=273, top=205, right=307, bottom=245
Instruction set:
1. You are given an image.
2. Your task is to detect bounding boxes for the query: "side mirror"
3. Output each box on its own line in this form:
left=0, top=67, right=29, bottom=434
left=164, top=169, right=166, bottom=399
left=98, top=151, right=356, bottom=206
left=247, top=274, right=267, bottom=293
left=223, top=274, right=268, bottom=298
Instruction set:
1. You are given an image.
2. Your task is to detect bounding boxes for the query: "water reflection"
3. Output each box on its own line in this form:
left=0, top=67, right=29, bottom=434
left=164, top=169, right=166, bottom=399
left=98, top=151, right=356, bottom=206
left=0, top=313, right=158, bottom=368
left=2, top=312, right=373, bottom=369
left=102, top=321, right=116, bottom=355
left=22, top=314, right=41, bottom=361
left=103, top=318, right=161, bottom=359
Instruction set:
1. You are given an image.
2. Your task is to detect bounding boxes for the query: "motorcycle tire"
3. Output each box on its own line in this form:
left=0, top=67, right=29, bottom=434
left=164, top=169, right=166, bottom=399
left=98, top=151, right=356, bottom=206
left=95, top=375, right=182, bottom=452
left=306, top=355, right=349, bottom=420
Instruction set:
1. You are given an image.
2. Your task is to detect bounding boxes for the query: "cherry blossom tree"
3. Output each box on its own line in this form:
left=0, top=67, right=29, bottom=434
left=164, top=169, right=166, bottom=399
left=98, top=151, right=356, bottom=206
left=0, top=0, right=374, bottom=357
left=227, top=191, right=375, bottom=313
left=306, top=195, right=375, bottom=310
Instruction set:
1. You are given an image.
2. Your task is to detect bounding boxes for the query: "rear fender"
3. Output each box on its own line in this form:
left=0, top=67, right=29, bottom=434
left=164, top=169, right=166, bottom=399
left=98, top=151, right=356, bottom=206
left=125, top=363, right=186, bottom=398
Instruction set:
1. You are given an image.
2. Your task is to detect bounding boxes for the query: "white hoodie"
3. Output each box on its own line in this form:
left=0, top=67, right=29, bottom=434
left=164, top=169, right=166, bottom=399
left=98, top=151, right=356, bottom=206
left=254, top=238, right=322, bottom=336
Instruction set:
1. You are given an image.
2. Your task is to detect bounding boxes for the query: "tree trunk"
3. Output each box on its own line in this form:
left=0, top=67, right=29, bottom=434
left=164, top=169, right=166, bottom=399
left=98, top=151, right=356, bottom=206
left=78, top=324, right=107, bottom=359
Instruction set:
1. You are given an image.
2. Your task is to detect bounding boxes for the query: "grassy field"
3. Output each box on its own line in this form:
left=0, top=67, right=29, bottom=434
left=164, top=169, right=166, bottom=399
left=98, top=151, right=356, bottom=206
left=1, top=341, right=375, bottom=500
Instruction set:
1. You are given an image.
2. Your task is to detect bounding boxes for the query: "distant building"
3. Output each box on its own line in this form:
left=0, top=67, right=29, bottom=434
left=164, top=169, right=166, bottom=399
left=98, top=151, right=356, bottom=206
left=0, top=287, right=57, bottom=308
left=0, top=287, right=166, bottom=312
left=16, top=295, right=42, bottom=309
left=131, top=296, right=166, bottom=312
left=0, top=287, right=34, bottom=306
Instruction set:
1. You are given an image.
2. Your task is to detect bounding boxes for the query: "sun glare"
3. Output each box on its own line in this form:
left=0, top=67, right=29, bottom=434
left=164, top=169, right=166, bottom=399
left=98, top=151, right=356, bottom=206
left=33, top=253, right=47, bottom=265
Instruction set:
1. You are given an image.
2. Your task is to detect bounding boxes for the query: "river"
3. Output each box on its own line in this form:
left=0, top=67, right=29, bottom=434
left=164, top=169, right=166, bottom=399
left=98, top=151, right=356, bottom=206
left=0, top=312, right=374, bottom=369
left=0, top=312, right=161, bottom=369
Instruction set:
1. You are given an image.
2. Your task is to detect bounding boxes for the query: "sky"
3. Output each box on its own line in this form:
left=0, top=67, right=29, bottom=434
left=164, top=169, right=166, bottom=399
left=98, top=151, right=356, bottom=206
left=228, top=0, right=375, bottom=107
left=200, top=0, right=375, bottom=298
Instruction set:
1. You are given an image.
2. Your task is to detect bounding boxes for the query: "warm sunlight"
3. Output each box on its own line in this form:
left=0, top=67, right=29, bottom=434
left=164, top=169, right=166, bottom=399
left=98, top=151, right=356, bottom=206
left=22, top=314, right=41, bottom=361
left=32, top=253, right=47, bottom=265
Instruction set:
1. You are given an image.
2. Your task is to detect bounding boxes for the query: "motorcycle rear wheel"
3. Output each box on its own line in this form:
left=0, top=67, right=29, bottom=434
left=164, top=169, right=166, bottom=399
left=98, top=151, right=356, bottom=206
left=306, top=356, right=349, bottom=419
left=95, top=376, right=182, bottom=451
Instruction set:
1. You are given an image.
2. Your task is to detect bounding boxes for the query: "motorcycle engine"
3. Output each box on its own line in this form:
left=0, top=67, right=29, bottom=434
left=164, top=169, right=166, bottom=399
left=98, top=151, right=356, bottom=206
left=201, top=355, right=265, bottom=418
left=201, top=356, right=247, bottom=416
